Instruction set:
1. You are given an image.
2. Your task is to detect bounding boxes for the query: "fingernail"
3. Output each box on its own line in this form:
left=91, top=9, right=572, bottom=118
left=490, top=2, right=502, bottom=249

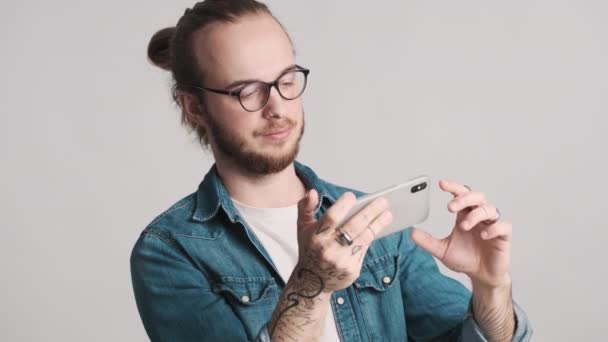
left=462, top=221, right=470, bottom=230
left=481, top=231, right=489, bottom=239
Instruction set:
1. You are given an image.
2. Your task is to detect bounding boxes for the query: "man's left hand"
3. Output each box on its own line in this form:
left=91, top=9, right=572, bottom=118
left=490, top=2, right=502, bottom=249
left=410, top=179, right=511, bottom=288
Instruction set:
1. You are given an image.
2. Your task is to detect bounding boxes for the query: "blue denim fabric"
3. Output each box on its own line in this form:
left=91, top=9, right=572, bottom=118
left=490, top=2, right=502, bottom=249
left=130, top=161, right=532, bottom=341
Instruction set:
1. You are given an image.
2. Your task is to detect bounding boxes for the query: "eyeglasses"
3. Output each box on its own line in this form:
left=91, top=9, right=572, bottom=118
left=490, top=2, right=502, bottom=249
left=189, top=65, right=310, bottom=112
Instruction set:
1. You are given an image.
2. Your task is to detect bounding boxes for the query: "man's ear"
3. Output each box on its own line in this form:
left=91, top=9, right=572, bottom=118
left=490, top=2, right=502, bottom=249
left=176, top=90, right=208, bottom=127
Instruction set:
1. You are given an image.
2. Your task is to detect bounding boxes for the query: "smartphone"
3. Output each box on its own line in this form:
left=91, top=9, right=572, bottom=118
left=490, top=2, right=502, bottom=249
left=335, top=175, right=431, bottom=239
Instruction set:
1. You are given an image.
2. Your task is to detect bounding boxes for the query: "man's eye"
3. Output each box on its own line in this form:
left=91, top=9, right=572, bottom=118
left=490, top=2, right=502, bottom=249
left=280, top=75, right=296, bottom=86
left=240, top=85, right=259, bottom=98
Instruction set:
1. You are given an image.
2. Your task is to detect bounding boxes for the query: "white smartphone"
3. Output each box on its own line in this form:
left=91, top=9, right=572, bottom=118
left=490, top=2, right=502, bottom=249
left=335, top=175, right=431, bottom=239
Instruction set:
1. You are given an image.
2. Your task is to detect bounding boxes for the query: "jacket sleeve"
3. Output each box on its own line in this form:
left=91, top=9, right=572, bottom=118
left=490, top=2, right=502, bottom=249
left=396, top=228, right=533, bottom=341
left=130, top=231, right=268, bottom=342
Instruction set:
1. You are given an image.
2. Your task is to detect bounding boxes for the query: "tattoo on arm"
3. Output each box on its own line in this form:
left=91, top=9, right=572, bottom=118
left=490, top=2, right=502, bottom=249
left=473, top=291, right=516, bottom=341
left=269, top=268, right=325, bottom=338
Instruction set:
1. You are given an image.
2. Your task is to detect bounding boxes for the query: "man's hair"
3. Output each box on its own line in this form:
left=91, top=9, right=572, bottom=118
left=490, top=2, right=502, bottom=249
left=147, top=0, right=278, bottom=146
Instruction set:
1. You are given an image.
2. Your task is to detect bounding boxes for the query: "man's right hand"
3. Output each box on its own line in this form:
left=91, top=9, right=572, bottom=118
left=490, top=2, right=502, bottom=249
left=267, top=189, right=393, bottom=340
left=295, top=189, right=394, bottom=293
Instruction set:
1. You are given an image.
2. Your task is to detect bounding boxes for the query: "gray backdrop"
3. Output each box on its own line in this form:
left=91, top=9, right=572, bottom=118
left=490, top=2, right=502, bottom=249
left=2, top=0, right=607, bottom=341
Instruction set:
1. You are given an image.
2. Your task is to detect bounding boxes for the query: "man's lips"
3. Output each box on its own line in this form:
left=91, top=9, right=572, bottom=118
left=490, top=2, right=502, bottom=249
left=262, top=127, right=291, bottom=136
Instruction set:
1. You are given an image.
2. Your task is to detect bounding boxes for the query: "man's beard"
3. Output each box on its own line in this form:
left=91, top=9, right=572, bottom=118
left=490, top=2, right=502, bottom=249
left=207, top=113, right=304, bottom=175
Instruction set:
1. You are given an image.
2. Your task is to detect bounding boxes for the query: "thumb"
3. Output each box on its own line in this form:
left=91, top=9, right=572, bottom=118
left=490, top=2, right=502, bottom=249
left=297, top=189, right=319, bottom=229
left=410, top=227, right=448, bottom=261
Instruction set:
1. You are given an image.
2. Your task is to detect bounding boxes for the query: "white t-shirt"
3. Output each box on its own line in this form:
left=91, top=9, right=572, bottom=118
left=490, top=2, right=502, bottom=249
left=232, top=198, right=341, bottom=342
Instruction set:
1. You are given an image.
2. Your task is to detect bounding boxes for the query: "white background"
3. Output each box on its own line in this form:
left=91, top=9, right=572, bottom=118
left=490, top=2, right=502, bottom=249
left=2, top=0, right=607, bottom=341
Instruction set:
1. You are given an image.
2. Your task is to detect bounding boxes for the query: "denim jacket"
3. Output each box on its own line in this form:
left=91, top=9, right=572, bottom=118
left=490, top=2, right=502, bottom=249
left=130, top=161, right=532, bottom=341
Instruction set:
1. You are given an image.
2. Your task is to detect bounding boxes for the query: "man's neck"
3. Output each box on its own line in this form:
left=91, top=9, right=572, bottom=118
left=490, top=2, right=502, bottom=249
left=214, top=159, right=307, bottom=208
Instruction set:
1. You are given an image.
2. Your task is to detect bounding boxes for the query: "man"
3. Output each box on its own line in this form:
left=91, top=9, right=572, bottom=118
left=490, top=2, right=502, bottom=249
left=131, top=1, right=532, bottom=341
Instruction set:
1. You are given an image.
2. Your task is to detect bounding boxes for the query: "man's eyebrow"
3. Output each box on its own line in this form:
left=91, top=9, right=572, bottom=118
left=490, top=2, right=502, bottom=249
left=224, top=64, right=297, bottom=89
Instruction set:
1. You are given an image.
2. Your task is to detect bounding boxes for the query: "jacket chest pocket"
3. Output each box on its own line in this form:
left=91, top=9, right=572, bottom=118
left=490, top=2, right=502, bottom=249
left=213, top=277, right=280, bottom=339
left=353, top=254, right=406, bottom=340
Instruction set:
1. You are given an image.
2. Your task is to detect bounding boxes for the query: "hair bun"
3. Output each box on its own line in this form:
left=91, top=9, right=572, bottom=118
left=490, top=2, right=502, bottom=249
left=147, top=27, right=176, bottom=71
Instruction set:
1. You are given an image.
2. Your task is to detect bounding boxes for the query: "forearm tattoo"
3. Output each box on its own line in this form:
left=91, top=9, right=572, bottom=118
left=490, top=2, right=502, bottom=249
left=473, top=291, right=516, bottom=341
left=269, top=248, right=351, bottom=341
left=269, top=267, right=325, bottom=340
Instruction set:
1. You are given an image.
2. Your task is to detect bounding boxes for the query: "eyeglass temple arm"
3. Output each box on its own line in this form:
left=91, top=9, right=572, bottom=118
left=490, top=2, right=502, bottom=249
left=191, top=85, right=239, bottom=97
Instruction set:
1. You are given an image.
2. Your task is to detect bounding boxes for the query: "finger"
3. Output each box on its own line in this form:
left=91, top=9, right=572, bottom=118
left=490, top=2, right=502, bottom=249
left=317, top=191, right=357, bottom=234
left=340, top=196, right=389, bottom=238
left=353, top=210, right=393, bottom=246
left=480, top=221, right=512, bottom=241
left=439, top=179, right=472, bottom=198
left=460, top=204, right=499, bottom=231
left=347, top=210, right=394, bottom=262
left=447, top=191, right=488, bottom=213
left=297, top=189, right=319, bottom=229
left=410, top=227, right=448, bottom=260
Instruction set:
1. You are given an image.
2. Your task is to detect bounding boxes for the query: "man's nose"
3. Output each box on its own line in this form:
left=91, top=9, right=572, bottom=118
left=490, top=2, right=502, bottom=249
left=262, top=85, right=286, bottom=119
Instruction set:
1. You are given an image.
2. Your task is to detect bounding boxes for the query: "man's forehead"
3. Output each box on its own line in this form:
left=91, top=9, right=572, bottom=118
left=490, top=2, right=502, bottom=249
left=192, top=14, right=295, bottom=86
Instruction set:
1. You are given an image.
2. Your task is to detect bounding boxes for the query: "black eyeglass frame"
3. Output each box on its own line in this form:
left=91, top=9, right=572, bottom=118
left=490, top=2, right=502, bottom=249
left=186, top=65, right=310, bottom=112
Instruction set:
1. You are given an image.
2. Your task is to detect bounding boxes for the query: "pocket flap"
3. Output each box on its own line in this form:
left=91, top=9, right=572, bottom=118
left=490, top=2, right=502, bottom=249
left=213, top=277, right=278, bottom=305
left=353, top=254, right=399, bottom=291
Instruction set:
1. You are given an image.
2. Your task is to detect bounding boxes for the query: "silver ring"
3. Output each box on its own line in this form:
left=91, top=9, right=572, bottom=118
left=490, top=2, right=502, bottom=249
left=337, top=228, right=354, bottom=246
left=367, top=225, right=376, bottom=240
left=482, top=207, right=501, bottom=225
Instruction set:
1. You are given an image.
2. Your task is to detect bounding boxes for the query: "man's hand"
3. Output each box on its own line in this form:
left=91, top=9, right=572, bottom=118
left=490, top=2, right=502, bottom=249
left=411, top=180, right=516, bottom=341
left=268, top=189, right=393, bottom=341
left=296, top=189, right=394, bottom=291
left=411, top=180, right=511, bottom=287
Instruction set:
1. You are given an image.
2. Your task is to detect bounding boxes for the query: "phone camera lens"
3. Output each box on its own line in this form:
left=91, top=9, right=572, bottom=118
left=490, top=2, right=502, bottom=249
left=411, top=182, right=427, bottom=193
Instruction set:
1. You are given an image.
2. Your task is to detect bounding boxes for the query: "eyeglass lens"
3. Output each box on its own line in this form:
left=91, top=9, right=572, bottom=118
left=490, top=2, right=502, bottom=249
left=239, top=70, right=307, bottom=111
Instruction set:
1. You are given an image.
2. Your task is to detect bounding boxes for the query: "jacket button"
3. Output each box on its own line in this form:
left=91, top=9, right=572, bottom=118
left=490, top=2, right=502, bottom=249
left=336, top=297, right=345, bottom=305
left=241, top=295, right=250, bottom=303
left=382, top=276, right=391, bottom=284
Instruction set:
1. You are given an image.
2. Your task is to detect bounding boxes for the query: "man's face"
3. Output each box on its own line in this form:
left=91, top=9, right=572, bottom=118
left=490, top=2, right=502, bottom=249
left=192, top=14, right=304, bottom=175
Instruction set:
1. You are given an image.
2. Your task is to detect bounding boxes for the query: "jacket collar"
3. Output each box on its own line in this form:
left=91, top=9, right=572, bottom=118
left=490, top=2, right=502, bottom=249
left=192, top=160, right=336, bottom=223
